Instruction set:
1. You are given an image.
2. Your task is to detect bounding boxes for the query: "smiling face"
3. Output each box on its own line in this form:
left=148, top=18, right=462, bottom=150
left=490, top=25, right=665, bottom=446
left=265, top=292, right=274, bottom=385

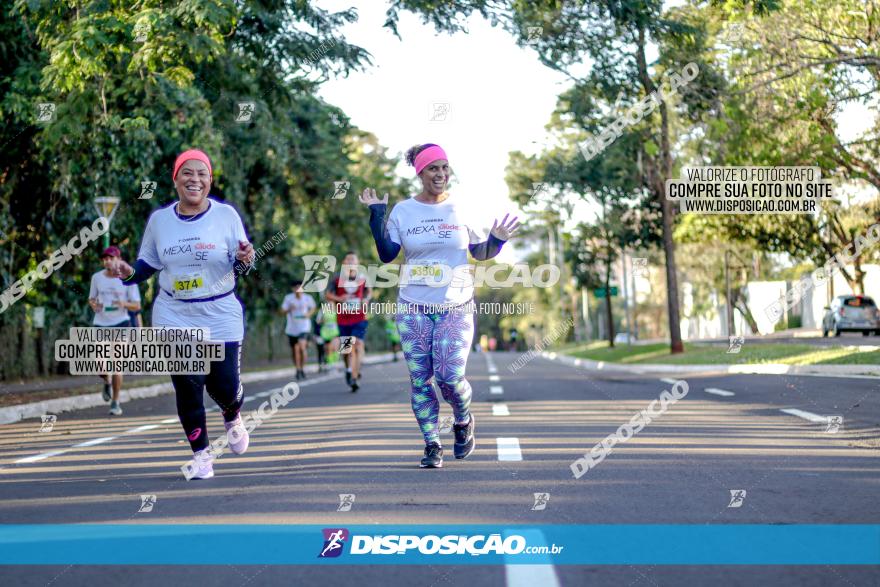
left=173, top=159, right=211, bottom=208
left=419, top=159, right=449, bottom=197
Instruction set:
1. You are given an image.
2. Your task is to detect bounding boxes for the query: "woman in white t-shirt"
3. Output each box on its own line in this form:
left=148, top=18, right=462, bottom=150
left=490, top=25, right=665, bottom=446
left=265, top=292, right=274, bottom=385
left=360, top=143, right=519, bottom=468
left=107, top=149, right=256, bottom=480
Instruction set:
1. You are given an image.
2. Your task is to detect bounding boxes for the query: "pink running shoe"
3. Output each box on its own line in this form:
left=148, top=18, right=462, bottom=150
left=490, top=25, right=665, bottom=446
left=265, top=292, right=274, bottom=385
left=186, top=448, right=214, bottom=480
left=224, top=414, right=249, bottom=455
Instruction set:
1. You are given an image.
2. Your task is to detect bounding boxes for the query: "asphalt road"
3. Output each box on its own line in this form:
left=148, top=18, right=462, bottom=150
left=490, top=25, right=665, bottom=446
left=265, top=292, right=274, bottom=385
left=1, top=352, right=878, bottom=586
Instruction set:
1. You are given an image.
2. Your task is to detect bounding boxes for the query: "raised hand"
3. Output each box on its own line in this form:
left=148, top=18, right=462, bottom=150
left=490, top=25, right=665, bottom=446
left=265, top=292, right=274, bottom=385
left=236, top=240, right=255, bottom=264
left=107, top=257, right=133, bottom=280
left=358, top=188, right=389, bottom=206
left=490, top=213, right=521, bottom=241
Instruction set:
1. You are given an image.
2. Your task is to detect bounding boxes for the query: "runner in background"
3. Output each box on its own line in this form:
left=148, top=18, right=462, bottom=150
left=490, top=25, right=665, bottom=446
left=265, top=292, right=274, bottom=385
left=312, top=307, right=327, bottom=371
left=88, top=246, right=141, bottom=416
left=385, top=315, right=401, bottom=361
left=279, top=280, right=316, bottom=380
left=324, top=252, right=371, bottom=392
left=319, top=303, right=340, bottom=368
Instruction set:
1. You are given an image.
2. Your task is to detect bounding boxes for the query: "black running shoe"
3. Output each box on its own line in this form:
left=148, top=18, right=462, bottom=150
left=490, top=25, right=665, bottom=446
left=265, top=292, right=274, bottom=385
left=345, top=371, right=353, bottom=386
left=453, top=414, right=475, bottom=459
left=420, top=443, right=443, bottom=468
left=101, top=381, right=112, bottom=402
left=350, top=380, right=359, bottom=393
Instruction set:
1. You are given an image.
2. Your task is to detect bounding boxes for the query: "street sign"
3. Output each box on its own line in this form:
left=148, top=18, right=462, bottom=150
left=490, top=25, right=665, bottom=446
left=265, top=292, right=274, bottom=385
left=594, top=287, right=619, bottom=298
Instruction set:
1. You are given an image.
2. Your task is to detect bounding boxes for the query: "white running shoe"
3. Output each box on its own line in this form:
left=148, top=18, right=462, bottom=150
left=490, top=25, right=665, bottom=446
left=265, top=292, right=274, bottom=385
left=185, top=448, right=214, bottom=480
left=108, top=401, right=123, bottom=416
left=224, top=415, right=249, bottom=455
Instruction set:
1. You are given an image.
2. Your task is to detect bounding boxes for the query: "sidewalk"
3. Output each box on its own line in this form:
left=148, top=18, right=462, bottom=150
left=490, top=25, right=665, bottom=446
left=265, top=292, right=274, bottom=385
left=627, top=328, right=826, bottom=346
left=540, top=351, right=880, bottom=379
left=0, top=353, right=393, bottom=425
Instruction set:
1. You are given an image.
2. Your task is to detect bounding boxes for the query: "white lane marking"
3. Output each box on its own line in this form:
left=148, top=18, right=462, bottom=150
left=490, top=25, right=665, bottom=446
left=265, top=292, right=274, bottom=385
left=496, top=437, right=522, bottom=461
left=504, top=529, right=561, bottom=587
left=73, top=436, right=118, bottom=448
left=660, top=378, right=678, bottom=385
left=490, top=375, right=500, bottom=382
left=126, top=424, right=159, bottom=433
left=704, top=387, right=735, bottom=397
left=10, top=369, right=338, bottom=466
left=488, top=366, right=498, bottom=373
left=492, top=404, right=510, bottom=416
left=15, top=450, right=69, bottom=464
left=241, top=397, right=256, bottom=403
left=780, top=408, right=831, bottom=423
left=490, top=385, right=504, bottom=395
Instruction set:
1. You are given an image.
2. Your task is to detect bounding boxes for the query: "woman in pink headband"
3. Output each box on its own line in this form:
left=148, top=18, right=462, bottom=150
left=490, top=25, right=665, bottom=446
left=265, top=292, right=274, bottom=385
left=108, top=148, right=257, bottom=480
left=360, top=143, right=520, bottom=469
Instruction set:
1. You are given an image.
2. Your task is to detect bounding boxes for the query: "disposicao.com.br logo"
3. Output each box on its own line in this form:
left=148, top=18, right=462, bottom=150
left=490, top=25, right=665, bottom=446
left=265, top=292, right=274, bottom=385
left=318, top=529, right=563, bottom=557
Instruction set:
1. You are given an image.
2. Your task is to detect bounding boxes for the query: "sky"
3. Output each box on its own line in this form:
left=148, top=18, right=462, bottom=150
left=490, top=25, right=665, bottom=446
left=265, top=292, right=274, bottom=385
left=315, top=1, right=567, bottom=263
left=315, top=1, right=871, bottom=263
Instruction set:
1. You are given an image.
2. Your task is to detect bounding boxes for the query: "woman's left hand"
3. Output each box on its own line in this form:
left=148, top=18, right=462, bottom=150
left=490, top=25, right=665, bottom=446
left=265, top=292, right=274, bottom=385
left=236, top=240, right=255, bottom=264
left=490, top=214, right=521, bottom=241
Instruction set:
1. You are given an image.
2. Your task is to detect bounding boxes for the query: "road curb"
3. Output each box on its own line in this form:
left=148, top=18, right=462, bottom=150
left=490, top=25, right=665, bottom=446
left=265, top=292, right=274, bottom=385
left=540, top=351, right=880, bottom=379
left=0, top=353, right=393, bottom=425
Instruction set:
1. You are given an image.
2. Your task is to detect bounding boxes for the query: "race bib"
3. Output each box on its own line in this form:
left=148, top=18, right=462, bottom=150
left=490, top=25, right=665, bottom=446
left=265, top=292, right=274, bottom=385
left=171, top=272, right=206, bottom=300
left=406, top=261, right=444, bottom=285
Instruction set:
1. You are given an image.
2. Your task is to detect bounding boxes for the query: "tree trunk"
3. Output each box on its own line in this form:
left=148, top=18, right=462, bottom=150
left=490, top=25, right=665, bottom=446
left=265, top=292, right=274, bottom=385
left=635, top=27, right=684, bottom=353
left=605, top=260, right=615, bottom=347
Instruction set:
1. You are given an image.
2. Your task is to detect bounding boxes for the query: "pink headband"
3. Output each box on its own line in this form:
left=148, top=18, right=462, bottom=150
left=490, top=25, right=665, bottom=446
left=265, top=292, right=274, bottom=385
left=414, top=145, right=448, bottom=175
left=172, top=149, right=212, bottom=181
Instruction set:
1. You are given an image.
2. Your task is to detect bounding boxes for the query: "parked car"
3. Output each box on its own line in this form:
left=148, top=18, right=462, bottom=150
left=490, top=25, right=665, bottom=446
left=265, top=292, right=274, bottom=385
left=821, top=295, right=880, bottom=337
left=613, top=332, right=636, bottom=344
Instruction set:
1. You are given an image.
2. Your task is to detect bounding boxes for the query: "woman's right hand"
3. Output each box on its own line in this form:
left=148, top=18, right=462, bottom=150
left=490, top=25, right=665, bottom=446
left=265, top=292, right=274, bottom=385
left=358, top=188, right=389, bottom=207
left=108, top=257, right=134, bottom=280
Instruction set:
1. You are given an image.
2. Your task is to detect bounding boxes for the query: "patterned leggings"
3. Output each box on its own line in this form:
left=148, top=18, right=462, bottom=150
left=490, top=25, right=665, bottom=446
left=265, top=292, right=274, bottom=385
left=396, top=306, right=475, bottom=446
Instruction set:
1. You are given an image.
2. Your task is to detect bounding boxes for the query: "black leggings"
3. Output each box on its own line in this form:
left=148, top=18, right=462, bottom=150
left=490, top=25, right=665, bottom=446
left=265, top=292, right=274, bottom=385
left=172, top=341, right=244, bottom=452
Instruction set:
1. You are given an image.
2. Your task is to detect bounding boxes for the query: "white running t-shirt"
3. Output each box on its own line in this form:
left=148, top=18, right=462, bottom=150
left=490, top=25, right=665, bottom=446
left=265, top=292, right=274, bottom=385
left=136, top=198, right=249, bottom=342
left=89, top=270, right=141, bottom=326
left=281, top=293, right=316, bottom=336
left=386, top=193, right=489, bottom=306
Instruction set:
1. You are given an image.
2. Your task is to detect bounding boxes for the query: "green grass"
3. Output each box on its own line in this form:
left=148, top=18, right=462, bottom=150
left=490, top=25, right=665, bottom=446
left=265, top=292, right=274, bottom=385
left=563, top=341, right=880, bottom=366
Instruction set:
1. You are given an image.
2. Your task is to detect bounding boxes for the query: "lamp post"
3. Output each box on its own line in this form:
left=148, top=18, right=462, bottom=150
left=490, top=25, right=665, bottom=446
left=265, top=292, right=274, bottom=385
left=92, top=197, right=120, bottom=249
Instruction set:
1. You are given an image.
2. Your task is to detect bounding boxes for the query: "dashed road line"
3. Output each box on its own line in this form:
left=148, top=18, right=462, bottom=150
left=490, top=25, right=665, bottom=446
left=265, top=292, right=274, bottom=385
left=704, top=387, right=735, bottom=397
left=490, top=385, right=504, bottom=395
left=780, top=408, right=831, bottom=423
left=492, top=404, right=510, bottom=416
left=496, top=437, right=522, bottom=461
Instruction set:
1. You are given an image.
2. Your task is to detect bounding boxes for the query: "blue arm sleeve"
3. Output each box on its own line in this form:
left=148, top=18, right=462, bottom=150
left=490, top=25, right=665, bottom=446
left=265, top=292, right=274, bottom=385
left=122, top=259, right=159, bottom=286
left=369, top=204, right=401, bottom=263
left=469, top=233, right=506, bottom=261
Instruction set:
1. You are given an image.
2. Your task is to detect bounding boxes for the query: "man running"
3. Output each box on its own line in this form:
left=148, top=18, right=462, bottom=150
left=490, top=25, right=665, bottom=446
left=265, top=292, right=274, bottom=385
left=108, top=148, right=256, bottom=479
left=88, top=246, right=141, bottom=416
left=324, top=252, right=371, bottom=392
left=279, top=280, right=316, bottom=380
left=360, top=143, right=519, bottom=468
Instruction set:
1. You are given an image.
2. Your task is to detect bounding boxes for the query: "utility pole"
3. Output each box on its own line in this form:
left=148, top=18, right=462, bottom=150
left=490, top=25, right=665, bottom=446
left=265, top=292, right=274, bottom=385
left=621, top=250, right=632, bottom=345
left=725, top=250, right=734, bottom=337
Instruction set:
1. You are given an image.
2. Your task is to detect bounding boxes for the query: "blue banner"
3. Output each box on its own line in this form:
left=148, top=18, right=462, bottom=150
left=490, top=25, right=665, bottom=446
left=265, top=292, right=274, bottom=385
left=0, top=525, right=877, bottom=565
